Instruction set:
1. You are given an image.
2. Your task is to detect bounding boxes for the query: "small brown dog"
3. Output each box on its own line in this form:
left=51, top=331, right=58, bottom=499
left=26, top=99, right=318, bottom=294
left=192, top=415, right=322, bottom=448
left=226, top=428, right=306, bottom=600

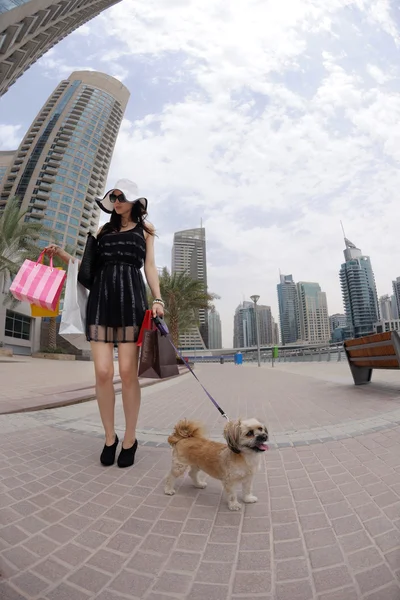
left=164, top=418, right=269, bottom=510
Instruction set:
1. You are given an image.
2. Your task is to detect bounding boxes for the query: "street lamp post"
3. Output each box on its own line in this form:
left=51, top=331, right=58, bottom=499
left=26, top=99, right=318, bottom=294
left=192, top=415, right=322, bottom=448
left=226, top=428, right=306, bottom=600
left=250, top=295, right=261, bottom=367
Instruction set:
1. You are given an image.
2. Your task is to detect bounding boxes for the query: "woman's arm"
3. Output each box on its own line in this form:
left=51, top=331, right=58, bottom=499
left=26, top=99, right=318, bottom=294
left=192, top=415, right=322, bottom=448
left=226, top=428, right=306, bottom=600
left=44, top=244, right=76, bottom=265
left=144, top=223, right=164, bottom=317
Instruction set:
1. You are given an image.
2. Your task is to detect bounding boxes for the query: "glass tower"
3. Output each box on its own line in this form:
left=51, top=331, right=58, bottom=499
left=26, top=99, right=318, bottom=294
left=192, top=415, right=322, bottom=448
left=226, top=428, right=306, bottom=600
left=0, top=70, right=130, bottom=257
left=0, top=0, right=121, bottom=95
left=172, top=227, right=208, bottom=349
left=277, top=274, right=299, bottom=345
left=339, top=238, right=380, bottom=338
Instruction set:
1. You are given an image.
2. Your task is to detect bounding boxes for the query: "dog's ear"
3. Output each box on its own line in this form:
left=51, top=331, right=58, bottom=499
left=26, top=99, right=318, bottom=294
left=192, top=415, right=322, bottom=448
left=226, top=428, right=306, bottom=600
left=224, top=420, right=241, bottom=454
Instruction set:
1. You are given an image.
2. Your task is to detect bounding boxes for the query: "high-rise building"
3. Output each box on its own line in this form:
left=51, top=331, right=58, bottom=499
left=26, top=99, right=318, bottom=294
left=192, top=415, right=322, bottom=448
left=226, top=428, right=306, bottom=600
left=277, top=274, right=299, bottom=345
left=0, top=0, right=121, bottom=96
left=392, top=277, right=400, bottom=319
left=0, top=71, right=129, bottom=257
left=257, top=305, right=275, bottom=346
left=379, top=294, right=394, bottom=321
left=0, top=150, right=15, bottom=184
left=172, top=227, right=208, bottom=349
left=233, top=301, right=275, bottom=348
left=233, top=301, right=255, bottom=348
left=208, top=308, right=222, bottom=349
left=297, top=282, right=330, bottom=343
left=329, top=313, right=346, bottom=334
left=339, top=238, right=379, bottom=338
left=272, top=319, right=280, bottom=345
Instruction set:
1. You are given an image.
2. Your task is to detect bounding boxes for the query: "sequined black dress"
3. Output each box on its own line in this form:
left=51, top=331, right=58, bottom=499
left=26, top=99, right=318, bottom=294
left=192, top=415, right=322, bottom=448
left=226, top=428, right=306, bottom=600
left=86, top=226, right=148, bottom=343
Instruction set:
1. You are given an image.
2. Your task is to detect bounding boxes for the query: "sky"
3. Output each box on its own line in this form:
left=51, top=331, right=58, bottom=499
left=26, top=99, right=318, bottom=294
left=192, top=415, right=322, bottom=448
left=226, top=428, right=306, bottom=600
left=1, top=0, right=400, bottom=347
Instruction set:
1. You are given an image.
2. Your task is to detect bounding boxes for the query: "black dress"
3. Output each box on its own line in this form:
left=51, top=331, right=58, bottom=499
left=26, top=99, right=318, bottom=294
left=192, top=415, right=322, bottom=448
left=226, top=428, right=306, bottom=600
left=86, top=225, right=148, bottom=343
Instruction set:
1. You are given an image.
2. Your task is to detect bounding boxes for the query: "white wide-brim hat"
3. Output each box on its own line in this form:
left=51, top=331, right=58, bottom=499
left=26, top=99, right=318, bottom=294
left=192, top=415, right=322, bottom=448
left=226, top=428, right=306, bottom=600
left=95, top=179, right=148, bottom=214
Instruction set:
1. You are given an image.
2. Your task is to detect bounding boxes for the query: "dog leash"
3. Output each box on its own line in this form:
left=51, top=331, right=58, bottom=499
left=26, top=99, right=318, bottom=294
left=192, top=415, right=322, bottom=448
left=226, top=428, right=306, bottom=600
left=153, top=316, right=229, bottom=421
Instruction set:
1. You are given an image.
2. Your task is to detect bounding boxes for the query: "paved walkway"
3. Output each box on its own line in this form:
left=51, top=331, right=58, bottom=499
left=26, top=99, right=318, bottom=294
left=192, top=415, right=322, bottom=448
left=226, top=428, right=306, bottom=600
left=1, top=362, right=400, bottom=599
left=0, top=357, right=186, bottom=414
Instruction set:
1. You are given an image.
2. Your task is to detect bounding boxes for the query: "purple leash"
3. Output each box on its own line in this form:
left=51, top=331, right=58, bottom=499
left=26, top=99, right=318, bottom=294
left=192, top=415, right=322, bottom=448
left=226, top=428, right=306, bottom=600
left=153, top=317, right=229, bottom=421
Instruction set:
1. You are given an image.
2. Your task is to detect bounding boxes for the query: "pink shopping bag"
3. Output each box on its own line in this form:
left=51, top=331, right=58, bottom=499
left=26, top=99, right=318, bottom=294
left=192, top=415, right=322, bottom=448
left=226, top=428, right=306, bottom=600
left=10, top=251, right=66, bottom=311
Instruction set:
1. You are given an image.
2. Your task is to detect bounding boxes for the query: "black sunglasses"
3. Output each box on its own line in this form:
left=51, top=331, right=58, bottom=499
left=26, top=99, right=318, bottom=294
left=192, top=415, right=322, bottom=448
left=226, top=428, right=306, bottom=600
left=109, top=192, right=127, bottom=203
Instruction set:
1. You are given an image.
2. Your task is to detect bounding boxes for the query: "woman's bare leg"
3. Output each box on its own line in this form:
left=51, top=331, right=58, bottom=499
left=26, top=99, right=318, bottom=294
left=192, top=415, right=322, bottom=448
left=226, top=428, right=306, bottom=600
left=91, top=342, right=115, bottom=445
left=118, top=343, right=140, bottom=448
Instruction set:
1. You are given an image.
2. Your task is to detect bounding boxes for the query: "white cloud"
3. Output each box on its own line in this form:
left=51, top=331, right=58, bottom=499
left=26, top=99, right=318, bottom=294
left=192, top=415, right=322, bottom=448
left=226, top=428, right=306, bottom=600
left=0, top=124, right=22, bottom=149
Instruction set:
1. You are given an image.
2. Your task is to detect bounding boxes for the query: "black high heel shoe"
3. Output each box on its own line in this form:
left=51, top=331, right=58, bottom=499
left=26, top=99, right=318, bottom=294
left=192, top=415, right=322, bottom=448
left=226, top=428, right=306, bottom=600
left=100, top=435, right=119, bottom=466
left=117, top=440, right=138, bottom=468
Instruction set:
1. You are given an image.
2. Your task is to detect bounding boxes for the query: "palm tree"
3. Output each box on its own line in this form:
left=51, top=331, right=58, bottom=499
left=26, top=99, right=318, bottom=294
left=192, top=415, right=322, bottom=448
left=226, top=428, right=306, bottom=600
left=151, top=268, right=219, bottom=348
left=0, top=197, right=53, bottom=304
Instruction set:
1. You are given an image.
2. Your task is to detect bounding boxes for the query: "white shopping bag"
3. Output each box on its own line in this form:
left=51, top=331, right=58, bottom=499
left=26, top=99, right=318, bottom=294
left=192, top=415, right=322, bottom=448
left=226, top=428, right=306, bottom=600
left=59, top=260, right=91, bottom=351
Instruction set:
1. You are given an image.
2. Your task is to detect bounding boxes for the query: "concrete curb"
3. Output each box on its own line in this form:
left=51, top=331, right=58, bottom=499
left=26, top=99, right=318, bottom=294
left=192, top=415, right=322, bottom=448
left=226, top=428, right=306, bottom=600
left=1, top=367, right=190, bottom=415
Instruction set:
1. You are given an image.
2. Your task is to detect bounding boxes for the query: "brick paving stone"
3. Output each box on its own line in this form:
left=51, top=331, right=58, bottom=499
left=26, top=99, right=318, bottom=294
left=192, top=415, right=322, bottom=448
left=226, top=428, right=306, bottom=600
left=309, top=545, right=344, bottom=569
left=10, top=571, right=49, bottom=596
left=68, top=565, right=112, bottom=593
left=108, top=569, right=154, bottom=596
left=233, top=571, right=271, bottom=594
left=32, top=557, right=70, bottom=582
left=45, top=581, right=91, bottom=600
left=275, top=580, right=314, bottom=600
left=317, top=587, right=359, bottom=600
left=189, top=583, right=230, bottom=600
left=355, top=563, right=394, bottom=595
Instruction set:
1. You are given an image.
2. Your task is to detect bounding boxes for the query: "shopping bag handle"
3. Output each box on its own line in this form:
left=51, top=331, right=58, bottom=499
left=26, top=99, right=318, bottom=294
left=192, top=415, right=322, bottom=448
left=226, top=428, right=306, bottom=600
left=36, top=250, right=53, bottom=269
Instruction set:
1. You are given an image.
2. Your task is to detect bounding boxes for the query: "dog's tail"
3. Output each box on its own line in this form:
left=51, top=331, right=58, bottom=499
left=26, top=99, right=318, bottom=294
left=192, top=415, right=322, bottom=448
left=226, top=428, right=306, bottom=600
left=168, top=419, right=205, bottom=446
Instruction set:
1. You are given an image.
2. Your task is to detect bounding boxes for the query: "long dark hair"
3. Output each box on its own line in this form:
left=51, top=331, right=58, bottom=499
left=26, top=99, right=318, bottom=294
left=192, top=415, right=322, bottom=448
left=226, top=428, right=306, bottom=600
left=98, top=200, right=155, bottom=240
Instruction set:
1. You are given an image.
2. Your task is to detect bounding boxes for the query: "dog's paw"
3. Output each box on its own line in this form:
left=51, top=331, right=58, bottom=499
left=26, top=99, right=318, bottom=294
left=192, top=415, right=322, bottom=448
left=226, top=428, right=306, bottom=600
left=193, top=481, right=207, bottom=489
left=164, top=488, right=176, bottom=496
left=243, top=494, right=258, bottom=504
left=228, top=501, right=242, bottom=511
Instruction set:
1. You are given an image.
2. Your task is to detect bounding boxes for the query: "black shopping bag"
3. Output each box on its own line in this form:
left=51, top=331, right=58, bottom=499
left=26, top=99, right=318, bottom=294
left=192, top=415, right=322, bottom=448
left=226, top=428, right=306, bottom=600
left=138, top=328, right=179, bottom=379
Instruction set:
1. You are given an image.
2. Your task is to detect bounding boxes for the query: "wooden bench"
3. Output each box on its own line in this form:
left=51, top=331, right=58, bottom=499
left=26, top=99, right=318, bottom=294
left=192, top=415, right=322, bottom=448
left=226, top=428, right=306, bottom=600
left=344, top=331, right=400, bottom=385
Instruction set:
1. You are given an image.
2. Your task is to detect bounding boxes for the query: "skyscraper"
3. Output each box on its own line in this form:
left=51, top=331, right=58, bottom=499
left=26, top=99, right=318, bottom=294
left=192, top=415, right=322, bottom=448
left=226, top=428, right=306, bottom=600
left=0, top=71, right=129, bottom=257
left=172, top=227, right=208, bottom=349
left=339, top=238, right=379, bottom=338
left=0, top=0, right=121, bottom=96
left=233, top=301, right=255, bottom=348
left=208, top=308, right=222, bottom=349
left=297, top=282, right=330, bottom=343
left=379, top=294, right=394, bottom=321
left=277, top=274, right=299, bottom=345
left=392, top=277, right=400, bottom=319
left=233, top=301, right=275, bottom=348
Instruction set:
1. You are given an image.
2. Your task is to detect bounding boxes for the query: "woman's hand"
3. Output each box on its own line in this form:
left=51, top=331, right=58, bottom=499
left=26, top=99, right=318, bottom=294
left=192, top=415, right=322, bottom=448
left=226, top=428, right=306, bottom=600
left=152, top=301, right=164, bottom=319
left=44, top=244, right=60, bottom=258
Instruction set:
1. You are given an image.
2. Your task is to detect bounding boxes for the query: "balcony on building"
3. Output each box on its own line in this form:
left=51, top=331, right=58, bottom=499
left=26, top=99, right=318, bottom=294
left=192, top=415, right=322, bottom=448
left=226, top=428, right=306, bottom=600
left=36, top=189, right=49, bottom=200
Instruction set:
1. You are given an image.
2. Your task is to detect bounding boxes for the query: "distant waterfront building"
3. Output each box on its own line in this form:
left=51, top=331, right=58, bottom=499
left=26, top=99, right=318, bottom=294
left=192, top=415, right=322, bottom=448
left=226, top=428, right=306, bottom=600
left=297, top=282, right=330, bottom=343
left=339, top=238, right=379, bottom=338
left=233, top=301, right=275, bottom=348
left=0, top=0, right=121, bottom=96
left=233, top=301, right=254, bottom=348
left=208, top=308, right=222, bottom=349
left=392, top=277, right=400, bottom=320
left=0, top=70, right=129, bottom=258
left=379, top=294, right=394, bottom=321
left=277, top=274, right=299, bottom=345
left=172, top=227, right=208, bottom=349
left=374, top=319, right=400, bottom=334
left=329, top=313, right=347, bottom=334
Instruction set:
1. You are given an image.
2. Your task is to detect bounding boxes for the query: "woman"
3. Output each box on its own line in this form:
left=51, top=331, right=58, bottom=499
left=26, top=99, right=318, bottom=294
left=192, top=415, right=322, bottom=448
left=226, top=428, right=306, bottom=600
left=45, top=179, right=164, bottom=468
